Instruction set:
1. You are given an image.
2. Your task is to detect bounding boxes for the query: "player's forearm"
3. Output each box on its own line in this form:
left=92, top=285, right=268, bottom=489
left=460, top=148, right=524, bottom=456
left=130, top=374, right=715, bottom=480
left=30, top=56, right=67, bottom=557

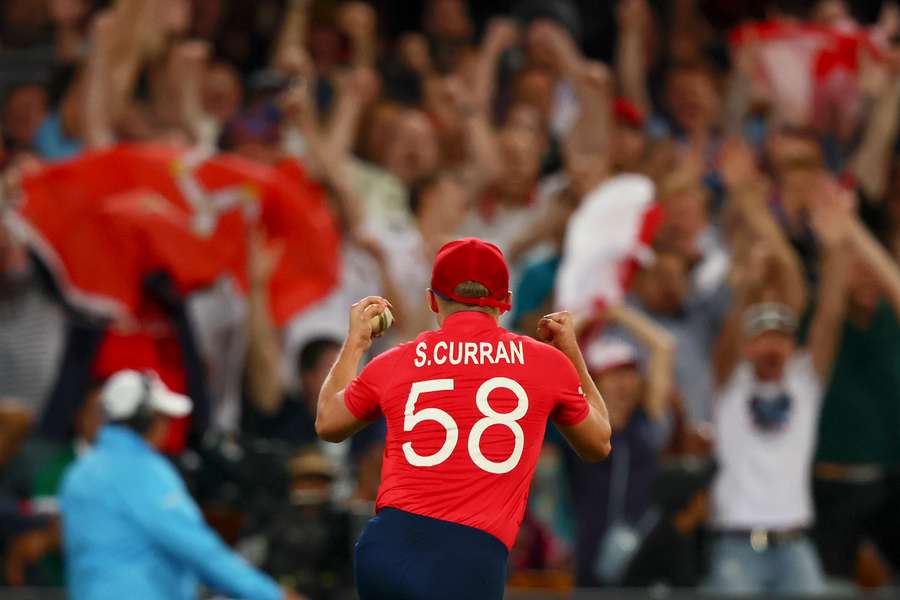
left=565, top=347, right=612, bottom=458
left=317, top=343, right=366, bottom=423
left=560, top=345, right=609, bottom=424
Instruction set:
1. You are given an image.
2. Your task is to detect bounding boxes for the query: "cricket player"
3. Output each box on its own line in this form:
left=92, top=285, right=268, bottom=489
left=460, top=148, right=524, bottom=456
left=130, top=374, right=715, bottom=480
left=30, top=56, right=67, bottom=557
left=317, top=238, right=612, bottom=600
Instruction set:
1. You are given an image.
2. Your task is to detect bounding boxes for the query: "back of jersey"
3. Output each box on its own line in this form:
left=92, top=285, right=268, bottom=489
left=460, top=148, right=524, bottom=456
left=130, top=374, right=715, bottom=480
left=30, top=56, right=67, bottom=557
left=343, top=312, right=589, bottom=549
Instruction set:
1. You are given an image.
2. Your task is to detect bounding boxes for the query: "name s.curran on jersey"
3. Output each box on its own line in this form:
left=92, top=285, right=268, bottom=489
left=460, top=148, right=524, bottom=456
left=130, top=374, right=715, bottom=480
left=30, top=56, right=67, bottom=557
left=413, top=340, right=526, bottom=367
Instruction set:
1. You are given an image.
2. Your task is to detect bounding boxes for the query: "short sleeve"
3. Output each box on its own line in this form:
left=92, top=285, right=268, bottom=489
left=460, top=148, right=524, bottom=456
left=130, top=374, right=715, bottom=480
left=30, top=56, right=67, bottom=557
left=549, top=351, right=591, bottom=427
left=343, top=346, right=403, bottom=421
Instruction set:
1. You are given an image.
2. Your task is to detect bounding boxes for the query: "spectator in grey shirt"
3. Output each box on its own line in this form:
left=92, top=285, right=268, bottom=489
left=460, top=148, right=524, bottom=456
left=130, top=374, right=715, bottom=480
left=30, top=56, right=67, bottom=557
left=0, top=215, right=65, bottom=416
left=625, top=241, right=730, bottom=424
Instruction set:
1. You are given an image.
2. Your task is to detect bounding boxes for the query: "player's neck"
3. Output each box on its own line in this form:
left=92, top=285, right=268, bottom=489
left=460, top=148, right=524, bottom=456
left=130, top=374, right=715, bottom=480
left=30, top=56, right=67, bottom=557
left=438, top=310, right=499, bottom=327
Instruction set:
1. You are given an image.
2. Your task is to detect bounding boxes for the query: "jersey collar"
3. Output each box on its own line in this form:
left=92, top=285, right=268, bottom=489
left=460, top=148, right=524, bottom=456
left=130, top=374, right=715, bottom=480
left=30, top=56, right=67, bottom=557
left=440, top=311, right=500, bottom=330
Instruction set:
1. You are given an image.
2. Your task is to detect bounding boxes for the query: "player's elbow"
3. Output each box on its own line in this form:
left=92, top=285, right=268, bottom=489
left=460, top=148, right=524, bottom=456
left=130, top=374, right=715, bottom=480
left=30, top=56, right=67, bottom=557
left=314, top=401, right=339, bottom=443
left=315, top=422, right=343, bottom=443
left=562, top=412, right=613, bottom=461
left=580, top=438, right=612, bottom=462
left=599, top=439, right=613, bottom=460
left=317, top=430, right=346, bottom=443
left=582, top=421, right=613, bottom=462
left=315, top=414, right=344, bottom=443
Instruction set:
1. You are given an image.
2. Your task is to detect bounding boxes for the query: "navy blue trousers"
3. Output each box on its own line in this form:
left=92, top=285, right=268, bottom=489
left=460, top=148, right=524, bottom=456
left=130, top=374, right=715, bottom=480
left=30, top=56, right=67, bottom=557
left=355, top=507, right=509, bottom=600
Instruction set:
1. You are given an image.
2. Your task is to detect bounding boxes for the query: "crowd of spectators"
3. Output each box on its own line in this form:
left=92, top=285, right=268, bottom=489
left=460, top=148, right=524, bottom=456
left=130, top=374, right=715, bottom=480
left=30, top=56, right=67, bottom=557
left=1, top=0, right=900, bottom=596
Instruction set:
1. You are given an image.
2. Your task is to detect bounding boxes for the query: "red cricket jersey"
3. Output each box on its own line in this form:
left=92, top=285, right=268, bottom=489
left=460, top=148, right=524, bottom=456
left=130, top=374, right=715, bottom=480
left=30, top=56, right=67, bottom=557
left=344, top=311, right=590, bottom=549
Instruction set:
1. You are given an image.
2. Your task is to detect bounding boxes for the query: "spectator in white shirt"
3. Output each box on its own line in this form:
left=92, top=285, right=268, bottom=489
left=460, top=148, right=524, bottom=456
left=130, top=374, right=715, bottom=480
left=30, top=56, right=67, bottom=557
left=706, top=179, right=851, bottom=595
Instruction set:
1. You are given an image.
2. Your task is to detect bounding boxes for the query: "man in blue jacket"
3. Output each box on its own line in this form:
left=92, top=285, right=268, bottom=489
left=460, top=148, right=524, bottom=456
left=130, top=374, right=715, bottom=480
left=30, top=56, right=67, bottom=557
left=60, top=370, right=303, bottom=600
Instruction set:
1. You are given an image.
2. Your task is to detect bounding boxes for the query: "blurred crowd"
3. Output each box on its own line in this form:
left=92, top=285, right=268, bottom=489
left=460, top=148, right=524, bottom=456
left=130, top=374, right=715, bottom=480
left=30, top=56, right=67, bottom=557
left=1, top=0, right=900, bottom=597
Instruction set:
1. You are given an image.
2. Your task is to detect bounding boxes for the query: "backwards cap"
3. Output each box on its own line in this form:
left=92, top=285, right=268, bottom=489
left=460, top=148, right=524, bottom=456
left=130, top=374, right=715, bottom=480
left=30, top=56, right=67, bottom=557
left=431, top=238, right=511, bottom=312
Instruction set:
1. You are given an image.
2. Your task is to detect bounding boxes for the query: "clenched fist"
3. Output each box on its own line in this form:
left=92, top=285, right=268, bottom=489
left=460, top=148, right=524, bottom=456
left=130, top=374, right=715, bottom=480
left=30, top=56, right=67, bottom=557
left=537, top=310, right=579, bottom=357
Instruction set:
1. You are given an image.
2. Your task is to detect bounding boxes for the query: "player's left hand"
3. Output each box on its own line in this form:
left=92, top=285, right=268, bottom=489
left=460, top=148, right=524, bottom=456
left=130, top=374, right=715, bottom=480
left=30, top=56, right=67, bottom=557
left=537, top=310, right=580, bottom=357
left=347, top=296, right=392, bottom=352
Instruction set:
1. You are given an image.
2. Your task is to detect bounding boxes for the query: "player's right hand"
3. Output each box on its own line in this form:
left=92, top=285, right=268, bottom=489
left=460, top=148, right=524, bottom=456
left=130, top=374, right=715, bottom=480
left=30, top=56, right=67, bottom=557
left=538, top=310, right=579, bottom=357
left=347, top=296, right=392, bottom=352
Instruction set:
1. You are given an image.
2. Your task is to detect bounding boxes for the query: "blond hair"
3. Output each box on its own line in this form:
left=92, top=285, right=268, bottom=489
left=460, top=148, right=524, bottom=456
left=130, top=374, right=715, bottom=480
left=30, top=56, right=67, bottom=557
left=436, top=280, right=499, bottom=316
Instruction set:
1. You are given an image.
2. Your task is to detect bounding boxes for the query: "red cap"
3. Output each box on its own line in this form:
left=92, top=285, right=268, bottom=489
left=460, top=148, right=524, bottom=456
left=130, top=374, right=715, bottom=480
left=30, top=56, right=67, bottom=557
left=431, top=238, right=511, bottom=312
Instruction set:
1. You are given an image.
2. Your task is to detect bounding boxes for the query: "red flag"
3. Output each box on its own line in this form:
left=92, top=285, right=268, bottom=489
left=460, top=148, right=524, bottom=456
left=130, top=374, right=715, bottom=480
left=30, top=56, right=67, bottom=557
left=18, top=144, right=341, bottom=449
left=269, top=158, right=341, bottom=325
left=17, top=143, right=341, bottom=325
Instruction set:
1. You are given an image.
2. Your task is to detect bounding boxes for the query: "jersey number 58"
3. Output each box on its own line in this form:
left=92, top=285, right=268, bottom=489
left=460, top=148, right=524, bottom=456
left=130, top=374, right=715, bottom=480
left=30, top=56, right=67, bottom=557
left=402, top=377, right=528, bottom=474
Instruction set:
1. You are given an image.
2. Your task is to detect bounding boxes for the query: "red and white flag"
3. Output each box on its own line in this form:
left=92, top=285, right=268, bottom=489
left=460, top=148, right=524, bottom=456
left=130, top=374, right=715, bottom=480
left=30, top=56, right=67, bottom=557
left=730, top=19, right=882, bottom=132
left=555, top=173, right=662, bottom=316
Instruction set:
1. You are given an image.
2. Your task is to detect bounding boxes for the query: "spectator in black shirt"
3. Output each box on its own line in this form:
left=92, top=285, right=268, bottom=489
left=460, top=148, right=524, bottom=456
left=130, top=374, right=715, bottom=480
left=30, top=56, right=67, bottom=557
left=622, top=458, right=716, bottom=588
left=259, top=447, right=355, bottom=600
left=243, top=337, right=340, bottom=446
